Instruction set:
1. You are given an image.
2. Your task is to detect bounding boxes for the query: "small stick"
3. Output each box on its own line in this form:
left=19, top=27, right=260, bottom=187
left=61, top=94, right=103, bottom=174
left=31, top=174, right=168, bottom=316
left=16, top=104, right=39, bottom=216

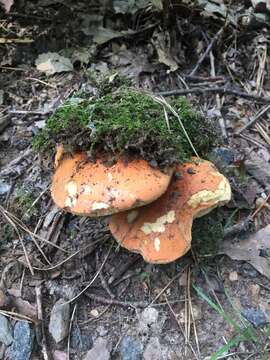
left=210, top=50, right=227, bottom=139
left=96, top=251, right=115, bottom=298
left=108, top=255, right=140, bottom=285
left=148, top=262, right=191, bottom=306
left=85, top=292, right=147, bottom=309
left=35, top=285, right=50, bottom=360
left=189, top=28, right=223, bottom=77
left=67, top=304, right=77, bottom=360
left=235, top=104, right=270, bottom=135
left=251, top=193, right=270, bottom=219
left=156, top=87, right=270, bottom=103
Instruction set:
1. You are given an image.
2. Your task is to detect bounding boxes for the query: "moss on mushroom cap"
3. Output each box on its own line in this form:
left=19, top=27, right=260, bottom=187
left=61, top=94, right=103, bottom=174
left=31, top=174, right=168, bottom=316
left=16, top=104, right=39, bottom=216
left=32, top=88, right=218, bottom=168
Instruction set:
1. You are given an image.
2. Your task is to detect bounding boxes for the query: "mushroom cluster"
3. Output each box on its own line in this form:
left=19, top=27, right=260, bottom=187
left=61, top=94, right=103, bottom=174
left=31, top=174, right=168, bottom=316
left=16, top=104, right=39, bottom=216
left=51, top=147, right=231, bottom=263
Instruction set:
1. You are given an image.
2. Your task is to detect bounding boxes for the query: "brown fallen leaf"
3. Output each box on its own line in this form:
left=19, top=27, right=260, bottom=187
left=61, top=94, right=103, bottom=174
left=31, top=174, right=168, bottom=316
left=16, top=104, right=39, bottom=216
left=0, top=0, right=14, bottom=12
left=7, top=288, right=38, bottom=320
left=220, top=224, right=270, bottom=279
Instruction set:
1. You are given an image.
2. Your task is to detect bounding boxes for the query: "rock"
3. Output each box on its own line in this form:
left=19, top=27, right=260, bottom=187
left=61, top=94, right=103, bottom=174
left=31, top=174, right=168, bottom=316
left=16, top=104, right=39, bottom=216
left=49, top=299, right=70, bottom=343
left=83, top=337, right=111, bottom=360
left=143, top=337, right=162, bottom=360
left=120, top=336, right=143, bottom=360
left=7, top=321, right=34, bottom=360
left=53, top=350, right=68, bottom=360
left=138, top=307, right=160, bottom=337
left=0, top=288, right=10, bottom=308
left=0, top=180, right=11, bottom=195
left=211, top=147, right=235, bottom=167
left=242, top=308, right=267, bottom=327
left=140, top=307, right=159, bottom=325
left=71, top=326, right=93, bottom=352
left=251, top=0, right=270, bottom=12
left=229, top=271, right=238, bottom=282
left=0, top=115, right=10, bottom=134
left=0, top=314, right=13, bottom=345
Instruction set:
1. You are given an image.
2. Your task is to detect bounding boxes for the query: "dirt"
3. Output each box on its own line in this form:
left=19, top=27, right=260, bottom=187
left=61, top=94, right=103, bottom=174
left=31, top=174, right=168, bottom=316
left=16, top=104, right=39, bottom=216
left=1, top=1, right=270, bottom=359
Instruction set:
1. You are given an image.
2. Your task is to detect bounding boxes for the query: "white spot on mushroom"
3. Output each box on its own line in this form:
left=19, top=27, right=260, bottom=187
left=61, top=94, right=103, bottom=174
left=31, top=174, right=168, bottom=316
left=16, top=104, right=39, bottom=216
left=141, top=210, right=176, bottom=234
left=82, top=184, right=92, bottom=194
left=92, top=201, right=110, bottom=210
left=64, top=196, right=77, bottom=208
left=108, top=172, right=113, bottom=182
left=65, top=180, right=77, bottom=197
left=187, top=177, right=231, bottom=209
left=154, top=237, right=160, bottom=252
left=127, top=210, right=139, bottom=224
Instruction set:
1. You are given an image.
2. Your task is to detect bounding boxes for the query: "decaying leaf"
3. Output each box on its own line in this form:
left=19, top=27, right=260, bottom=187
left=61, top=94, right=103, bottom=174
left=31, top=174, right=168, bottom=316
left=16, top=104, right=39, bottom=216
left=113, top=0, right=150, bottom=14
left=152, top=31, right=179, bottom=72
left=35, top=52, right=73, bottom=76
left=92, top=27, right=135, bottom=45
left=0, top=0, right=14, bottom=12
left=221, top=225, right=270, bottom=279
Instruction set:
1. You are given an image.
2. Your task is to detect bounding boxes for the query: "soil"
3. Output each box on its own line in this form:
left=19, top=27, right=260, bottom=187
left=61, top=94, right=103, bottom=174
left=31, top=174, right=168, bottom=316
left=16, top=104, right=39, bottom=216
left=1, top=1, right=270, bottom=359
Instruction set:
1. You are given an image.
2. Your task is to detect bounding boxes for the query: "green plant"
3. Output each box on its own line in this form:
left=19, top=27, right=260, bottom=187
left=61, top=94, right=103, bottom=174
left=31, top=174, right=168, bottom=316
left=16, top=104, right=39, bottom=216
left=193, top=285, right=269, bottom=360
left=13, top=187, right=37, bottom=216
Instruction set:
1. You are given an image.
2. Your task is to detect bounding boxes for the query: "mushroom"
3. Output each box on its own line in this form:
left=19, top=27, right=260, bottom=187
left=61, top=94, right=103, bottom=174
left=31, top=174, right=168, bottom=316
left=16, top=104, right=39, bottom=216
left=51, top=152, right=174, bottom=217
left=109, top=158, right=231, bottom=263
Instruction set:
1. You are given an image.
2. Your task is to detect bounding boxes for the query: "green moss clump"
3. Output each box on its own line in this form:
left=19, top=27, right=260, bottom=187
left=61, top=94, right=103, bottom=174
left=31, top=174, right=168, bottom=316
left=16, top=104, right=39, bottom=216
left=192, top=210, right=224, bottom=256
left=33, top=88, right=218, bottom=168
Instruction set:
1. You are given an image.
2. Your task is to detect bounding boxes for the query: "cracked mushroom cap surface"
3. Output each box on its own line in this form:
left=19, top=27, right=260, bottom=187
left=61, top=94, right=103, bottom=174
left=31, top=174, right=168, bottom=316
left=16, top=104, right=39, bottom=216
left=51, top=152, right=174, bottom=216
left=109, top=158, right=231, bottom=263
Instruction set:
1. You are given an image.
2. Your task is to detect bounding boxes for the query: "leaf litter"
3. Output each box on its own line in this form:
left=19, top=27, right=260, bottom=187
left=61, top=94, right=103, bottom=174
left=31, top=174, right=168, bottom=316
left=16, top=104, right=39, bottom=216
left=1, top=0, right=270, bottom=358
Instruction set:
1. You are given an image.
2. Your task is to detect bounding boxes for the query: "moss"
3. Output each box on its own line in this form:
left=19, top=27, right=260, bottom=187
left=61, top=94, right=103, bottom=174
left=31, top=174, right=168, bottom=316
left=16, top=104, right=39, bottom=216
left=32, top=87, right=219, bottom=168
left=13, top=187, right=37, bottom=216
left=192, top=209, right=224, bottom=256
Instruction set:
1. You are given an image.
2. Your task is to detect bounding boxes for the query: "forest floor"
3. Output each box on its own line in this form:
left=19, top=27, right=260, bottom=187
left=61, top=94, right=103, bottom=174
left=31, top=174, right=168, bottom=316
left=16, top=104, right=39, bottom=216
left=1, top=1, right=270, bottom=359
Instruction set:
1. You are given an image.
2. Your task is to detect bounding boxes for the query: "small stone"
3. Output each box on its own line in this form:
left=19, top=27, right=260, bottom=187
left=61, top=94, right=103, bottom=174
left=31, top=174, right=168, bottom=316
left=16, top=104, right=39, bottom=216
left=97, top=325, right=108, bottom=336
left=143, top=337, right=162, bottom=360
left=53, top=350, right=68, bottom=360
left=71, top=326, right=93, bottom=352
left=120, top=336, right=143, bottom=360
left=0, top=180, right=11, bottom=195
left=140, top=307, right=159, bottom=326
left=242, top=308, right=267, bottom=327
left=90, top=309, right=99, bottom=317
left=7, top=321, right=34, bottom=360
left=0, top=288, right=10, bottom=308
left=83, top=337, right=111, bottom=360
left=229, top=271, right=238, bottom=282
left=49, top=299, right=70, bottom=343
left=0, top=314, right=13, bottom=345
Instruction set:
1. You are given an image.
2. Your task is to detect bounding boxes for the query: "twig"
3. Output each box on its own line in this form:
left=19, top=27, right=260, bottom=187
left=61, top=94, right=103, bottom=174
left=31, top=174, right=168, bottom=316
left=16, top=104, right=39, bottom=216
left=165, top=296, right=199, bottom=359
left=84, top=292, right=147, bottom=309
left=108, top=255, right=140, bottom=285
left=156, top=86, right=270, bottom=103
left=33, top=239, right=103, bottom=271
left=187, top=267, right=201, bottom=357
left=0, top=309, right=34, bottom=323
left=189, top=28, right=223, bottom=77
left=210, top=50, right=227, bottom=139
left=148, top=262, right=191, bottom=306
left=251, top=193, right=270, bottom=219
left=64, top=242, right=113, bottom=305
left=67, top=304, right=77, bottom=360
left=96, top=251, right=115, bottom=298
left=35, top=285, right=50, bottom=360
left=235, top=104, right=270, bottom=135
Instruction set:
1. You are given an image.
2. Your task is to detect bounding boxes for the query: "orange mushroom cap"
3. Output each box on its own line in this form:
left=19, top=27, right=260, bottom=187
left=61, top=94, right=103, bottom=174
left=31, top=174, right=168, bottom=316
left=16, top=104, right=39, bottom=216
left=109, top=158, right=231, bottom=263
left=51, top=152, right=174, bottom=217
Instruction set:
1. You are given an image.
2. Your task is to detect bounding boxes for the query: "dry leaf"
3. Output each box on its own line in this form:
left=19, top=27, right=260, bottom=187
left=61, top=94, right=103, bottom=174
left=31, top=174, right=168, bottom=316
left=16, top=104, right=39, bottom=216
left=35, top=52, right=73, bottom=76
left=221, top=225, right=270, bottom=279
left=0, top=0, right=14, bottom=12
